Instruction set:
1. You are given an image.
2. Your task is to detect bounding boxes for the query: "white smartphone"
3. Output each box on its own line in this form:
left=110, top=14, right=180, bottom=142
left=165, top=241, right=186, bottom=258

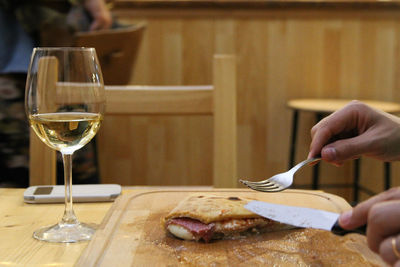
left=23, top=184, right=122, bottom=203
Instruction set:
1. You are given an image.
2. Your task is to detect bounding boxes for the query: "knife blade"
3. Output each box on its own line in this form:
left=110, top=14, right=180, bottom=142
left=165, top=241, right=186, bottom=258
left=244, top=200, right=366, bottom=235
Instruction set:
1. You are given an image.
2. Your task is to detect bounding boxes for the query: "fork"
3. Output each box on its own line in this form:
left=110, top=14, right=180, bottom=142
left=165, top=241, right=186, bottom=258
left=239, top=157, right=321, bottom=192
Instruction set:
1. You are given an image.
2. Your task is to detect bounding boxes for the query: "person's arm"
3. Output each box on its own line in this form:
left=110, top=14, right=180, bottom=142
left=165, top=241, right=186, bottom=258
left=83, top=0, right=112, bottom=31
left=308, top=100, right=400, bottom=165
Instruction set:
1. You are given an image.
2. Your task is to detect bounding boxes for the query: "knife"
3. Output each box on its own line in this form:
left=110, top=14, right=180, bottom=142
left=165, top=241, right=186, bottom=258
left=244, top=201, right=366, bottom=236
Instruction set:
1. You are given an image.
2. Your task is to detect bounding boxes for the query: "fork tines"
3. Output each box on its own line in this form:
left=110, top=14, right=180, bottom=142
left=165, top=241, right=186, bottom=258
left=239, top=179, right=283, bottom=192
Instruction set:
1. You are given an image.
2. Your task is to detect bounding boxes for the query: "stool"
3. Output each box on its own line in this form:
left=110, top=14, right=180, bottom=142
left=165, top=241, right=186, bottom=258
left=287, top=99, right=400, bottom=203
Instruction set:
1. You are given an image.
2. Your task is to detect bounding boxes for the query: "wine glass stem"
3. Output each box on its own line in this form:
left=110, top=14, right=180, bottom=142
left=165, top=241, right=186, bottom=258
left=61, top=152, right=78, bottom=225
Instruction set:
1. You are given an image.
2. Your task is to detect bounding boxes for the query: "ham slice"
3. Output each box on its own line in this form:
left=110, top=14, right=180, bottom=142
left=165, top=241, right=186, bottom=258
left=168, top=218, right=215, bottom=242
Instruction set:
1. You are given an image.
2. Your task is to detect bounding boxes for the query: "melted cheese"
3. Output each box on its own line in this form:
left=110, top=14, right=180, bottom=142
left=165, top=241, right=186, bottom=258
left=167, top=224, right=195, bottom=240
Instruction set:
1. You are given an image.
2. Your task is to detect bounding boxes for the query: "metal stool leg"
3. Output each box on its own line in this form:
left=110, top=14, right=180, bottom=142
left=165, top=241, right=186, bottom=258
left=289, top=110, right=299, bottom=169
left=312, top=113, right=324, bottom=190
left=312, top=162, right=320, bottom=190
left=385, top=162, right=391, bottom=190
left=353, top=158, right=361, bottom=203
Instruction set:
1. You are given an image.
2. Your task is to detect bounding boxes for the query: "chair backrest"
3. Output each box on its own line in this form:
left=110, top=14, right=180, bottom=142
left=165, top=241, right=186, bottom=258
left=74, top=23, right=146, bottom=85
left=29, top=54, right=237, bottom=187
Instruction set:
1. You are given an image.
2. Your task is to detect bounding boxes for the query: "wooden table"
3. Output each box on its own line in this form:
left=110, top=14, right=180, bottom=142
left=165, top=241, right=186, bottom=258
left=1, top=187, right=384, bottom=266
left=0, top=188, right=112, bottom=266
left=0, top=187, right=212, bottom=266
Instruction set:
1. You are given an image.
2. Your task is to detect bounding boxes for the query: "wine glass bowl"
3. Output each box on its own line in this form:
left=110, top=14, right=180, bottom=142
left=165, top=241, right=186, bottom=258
left=25, top=47, right=105, bottom=243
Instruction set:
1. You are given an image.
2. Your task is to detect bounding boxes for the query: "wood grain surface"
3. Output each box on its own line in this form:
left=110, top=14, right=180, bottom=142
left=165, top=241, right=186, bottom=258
left=0, top=188, right=112, bottom=266
left=98, top=4, right=400, bottom=203
left=76, top=189, right=385, bottom=266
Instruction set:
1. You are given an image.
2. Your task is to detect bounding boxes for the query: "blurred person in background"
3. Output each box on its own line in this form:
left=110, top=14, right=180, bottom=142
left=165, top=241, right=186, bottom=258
left=308, top=100, right=400, bottom=266
left=0, top=0, right=111, bottom=187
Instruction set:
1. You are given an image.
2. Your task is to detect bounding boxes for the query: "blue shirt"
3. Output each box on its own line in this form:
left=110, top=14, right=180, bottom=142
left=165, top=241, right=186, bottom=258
left=0, top=8, right=34, bottom=74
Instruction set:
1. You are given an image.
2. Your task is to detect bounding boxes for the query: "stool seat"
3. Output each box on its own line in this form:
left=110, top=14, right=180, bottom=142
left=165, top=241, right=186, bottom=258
left=287, top=99, right=400, bottom=114
left=287, top=98, right=400, bottom=203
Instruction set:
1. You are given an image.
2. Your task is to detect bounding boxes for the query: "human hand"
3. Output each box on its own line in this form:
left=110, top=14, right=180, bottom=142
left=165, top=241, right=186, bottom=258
left=84, top=0, right=112, bottom=31
left=339, top=188, right=400, bottom=265
left=308, top=100, right=400, bottom=165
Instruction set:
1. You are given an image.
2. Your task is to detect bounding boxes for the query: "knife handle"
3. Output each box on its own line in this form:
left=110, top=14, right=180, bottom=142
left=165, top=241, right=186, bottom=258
left=331, top=220, right=366, bottom=236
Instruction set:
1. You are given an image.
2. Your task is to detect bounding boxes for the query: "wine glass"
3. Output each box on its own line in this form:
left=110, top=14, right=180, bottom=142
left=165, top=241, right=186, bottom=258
left=25, top=47, right=106, bottom=243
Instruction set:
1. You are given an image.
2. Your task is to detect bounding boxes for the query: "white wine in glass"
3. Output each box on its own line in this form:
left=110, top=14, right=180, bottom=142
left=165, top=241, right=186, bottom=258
left=25, top=47, right=106, bottom=243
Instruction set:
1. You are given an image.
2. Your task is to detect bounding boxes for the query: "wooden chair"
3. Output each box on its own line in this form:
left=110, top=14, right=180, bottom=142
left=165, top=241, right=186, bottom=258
left=29, top=55, right=237, bottom=188
left=74, top=23, right=146, bottom=85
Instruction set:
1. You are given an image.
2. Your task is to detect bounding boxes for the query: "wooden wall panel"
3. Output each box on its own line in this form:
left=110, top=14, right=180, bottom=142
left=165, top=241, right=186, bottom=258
left=101, top=7, right=400, bottom=201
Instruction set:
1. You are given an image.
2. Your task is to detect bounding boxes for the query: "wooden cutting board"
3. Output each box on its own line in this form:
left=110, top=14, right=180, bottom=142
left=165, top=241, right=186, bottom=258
left=76, top=189, right=386, bottom=266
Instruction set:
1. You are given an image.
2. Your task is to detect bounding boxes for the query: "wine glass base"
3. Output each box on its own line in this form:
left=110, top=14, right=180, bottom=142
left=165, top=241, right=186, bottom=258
left=33, top=222, right=96, bottom=243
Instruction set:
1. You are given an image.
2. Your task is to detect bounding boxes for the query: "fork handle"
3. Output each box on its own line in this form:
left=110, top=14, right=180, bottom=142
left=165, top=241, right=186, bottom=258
left=289, top=157, right=321, bottom=173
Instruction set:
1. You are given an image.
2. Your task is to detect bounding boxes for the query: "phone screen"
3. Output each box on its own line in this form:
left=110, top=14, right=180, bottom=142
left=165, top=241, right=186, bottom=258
left=33, top=186, right=53, bottom=195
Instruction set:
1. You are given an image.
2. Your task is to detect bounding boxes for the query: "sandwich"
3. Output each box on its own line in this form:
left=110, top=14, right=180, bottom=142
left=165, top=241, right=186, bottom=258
left=162, top=194, right=294, bottom=242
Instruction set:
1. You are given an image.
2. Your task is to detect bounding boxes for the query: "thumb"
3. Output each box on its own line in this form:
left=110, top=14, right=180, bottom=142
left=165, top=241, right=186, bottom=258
left=321, top=135, right=369, bottom=163
left=339, top=209, right=355, bottom=229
